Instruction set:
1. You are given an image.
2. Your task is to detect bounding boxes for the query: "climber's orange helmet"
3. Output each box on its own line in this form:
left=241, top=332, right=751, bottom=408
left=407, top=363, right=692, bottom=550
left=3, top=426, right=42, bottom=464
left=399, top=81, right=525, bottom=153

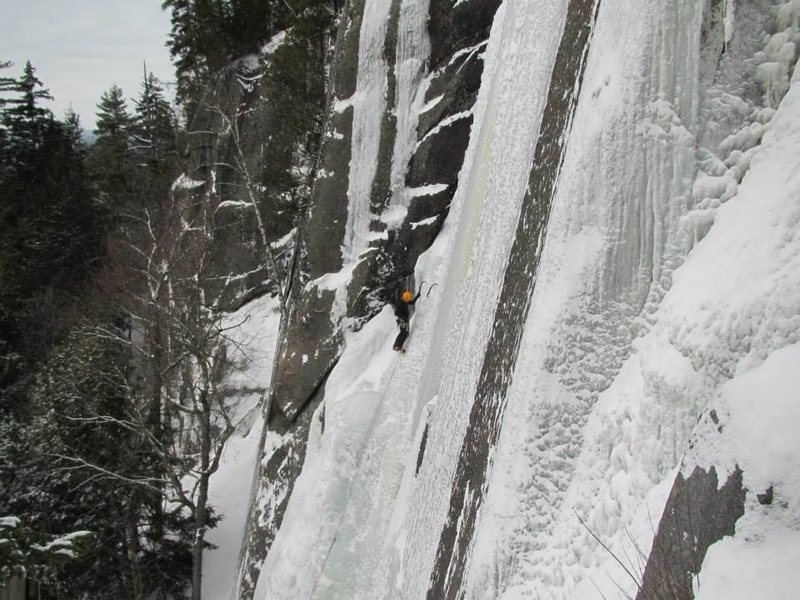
left=401, top=289, right=413, bottom=303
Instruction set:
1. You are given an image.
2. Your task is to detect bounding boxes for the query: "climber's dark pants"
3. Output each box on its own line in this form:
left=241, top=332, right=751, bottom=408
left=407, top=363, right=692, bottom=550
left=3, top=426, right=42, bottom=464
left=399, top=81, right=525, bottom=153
left=393, top=322, right=409, bottom=350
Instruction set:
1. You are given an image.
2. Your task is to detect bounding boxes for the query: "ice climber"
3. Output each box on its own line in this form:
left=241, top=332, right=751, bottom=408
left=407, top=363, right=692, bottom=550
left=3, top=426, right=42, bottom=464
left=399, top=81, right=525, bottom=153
left=392, top=288, right=418, bottom=352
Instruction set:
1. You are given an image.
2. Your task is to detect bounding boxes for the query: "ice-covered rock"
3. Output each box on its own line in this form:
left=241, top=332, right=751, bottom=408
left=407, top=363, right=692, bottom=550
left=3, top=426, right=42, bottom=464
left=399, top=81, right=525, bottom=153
left=215, top=1, right=800, bottom=599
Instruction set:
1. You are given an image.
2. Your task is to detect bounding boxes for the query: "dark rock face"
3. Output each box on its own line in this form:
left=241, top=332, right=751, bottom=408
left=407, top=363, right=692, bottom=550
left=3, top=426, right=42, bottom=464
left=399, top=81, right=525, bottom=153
left=272, top=288, right=341, bottom=422
left=302, top=106, right=353, bottom=280
left=234, top=9, right=364, bottom=594
left=180, top=56, right=324, bottom=311
left=408, top=114, right=473, bottom=187
left=757, top=485, right=773, bottom=506
left=428, top=0, right=502, bottom=68
left=272, top=0, right=502, bottom=424
left=268, top=0, right=362, bottom=422
left=415, top=422, right=430, bottom=476
left=417, top=46, right=486, bottom=137
left=178, top=61, right=297, bottom=311
left=636, top=466, right=745, bottom=600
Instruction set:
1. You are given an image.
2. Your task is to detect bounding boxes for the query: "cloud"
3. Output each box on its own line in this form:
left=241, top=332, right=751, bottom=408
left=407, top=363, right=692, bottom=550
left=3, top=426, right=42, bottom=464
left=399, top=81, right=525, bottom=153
left=0, top=0, right=174, bottom=130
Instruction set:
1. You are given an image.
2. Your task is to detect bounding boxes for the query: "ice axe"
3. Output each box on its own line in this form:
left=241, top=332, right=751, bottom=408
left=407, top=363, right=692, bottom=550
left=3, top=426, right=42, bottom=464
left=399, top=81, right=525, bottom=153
left=417, top=281, right=438, bottom=299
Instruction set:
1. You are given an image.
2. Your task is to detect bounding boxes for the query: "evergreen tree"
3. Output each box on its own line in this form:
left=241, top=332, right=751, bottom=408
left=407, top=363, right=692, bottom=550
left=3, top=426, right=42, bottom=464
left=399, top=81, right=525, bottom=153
left=132, top=70, right=177, bottom=172
left=0, top=60, right=16, bottom=107
left=95, top=85, right=131, bottom=139
left=2, top=61, right=53, bottom=155
left=162, top=0, right=230, bottom=105
left=62, top=108, right=85, bottom=153
left=256, top=0, right=336, bottom=235
left=0, top=62, right=14, bottom=177
left=0, top=515, right=90, bottom=588
left=226, top=0, right=286, bottom=56
left=161, top=0, right=340, bottom=106
left=0, top=325, right=192, bottom=598
left=90, top=85, right=133, bottom=209
left=2, top=1, right=342, bottom=590
left=0, top=63, right=103, bottom=407
left=0, top=61, right=15, bottom=147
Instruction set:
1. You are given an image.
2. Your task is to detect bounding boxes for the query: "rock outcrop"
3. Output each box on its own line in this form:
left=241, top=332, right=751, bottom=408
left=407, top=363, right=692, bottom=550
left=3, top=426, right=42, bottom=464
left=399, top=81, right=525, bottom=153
left=636, top=466, right=745, bottom=600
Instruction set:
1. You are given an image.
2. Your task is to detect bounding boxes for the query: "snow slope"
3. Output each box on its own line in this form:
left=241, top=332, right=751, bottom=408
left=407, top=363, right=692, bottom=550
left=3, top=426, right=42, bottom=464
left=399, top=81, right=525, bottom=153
left=690, top=344, right=800, bottom=600
left=678, top=62, right=800, bottom=600
left=202, top=296, right=281, bottom=600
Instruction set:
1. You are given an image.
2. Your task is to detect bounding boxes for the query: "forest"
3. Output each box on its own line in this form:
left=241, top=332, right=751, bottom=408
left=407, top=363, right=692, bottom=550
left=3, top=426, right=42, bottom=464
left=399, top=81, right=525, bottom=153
left=0, top=1, right=338, bottom=598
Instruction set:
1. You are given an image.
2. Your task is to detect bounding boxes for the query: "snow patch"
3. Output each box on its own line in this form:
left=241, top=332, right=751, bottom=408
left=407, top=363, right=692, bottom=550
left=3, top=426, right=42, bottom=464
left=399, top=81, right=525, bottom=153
left=202, top=295, right=281, bottom=600
left=172, top=173, right=205, bottom=191
left=417, top=109, right=473, bottom=147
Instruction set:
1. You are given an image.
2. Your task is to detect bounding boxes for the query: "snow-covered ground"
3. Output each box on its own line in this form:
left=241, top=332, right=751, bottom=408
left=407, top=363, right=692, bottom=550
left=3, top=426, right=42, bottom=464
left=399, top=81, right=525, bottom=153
left=202, top=295, right=281, bottom=600
left=690, top=344, right=800, bottom=600
left=678, top=62, right=800, bottom=600
left=207, top=0, right=800, bottom=598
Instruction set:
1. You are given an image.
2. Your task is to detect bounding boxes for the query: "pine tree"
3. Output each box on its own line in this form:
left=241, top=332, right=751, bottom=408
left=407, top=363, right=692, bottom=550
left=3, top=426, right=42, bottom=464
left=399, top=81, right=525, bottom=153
left=132, top=70, right=177, bottom=172
left=163, top=0, right=230, bottom=106
left=0, top=325, right=193, bottom=598
left=62, top=108, right=85, bottom=152
left=90, top=85, right=133, bottom=209
left=0, top=64, right=103, bottom=405
left=95, top=85, right=131, bottom=139
left=226, top=0, right=286, bottom=55
left=255, top=0, right=336, bottom=237
left=0, top=62, right=15, bottom=177
left=2, top=61, right=52, bottom=155
left=0, top=61, right=16, bottom=142
left=161, top=0, right=336, bottom=107
left=0, top=515, right=90, bottom=588
left=0, top=60, right=15, bottom=106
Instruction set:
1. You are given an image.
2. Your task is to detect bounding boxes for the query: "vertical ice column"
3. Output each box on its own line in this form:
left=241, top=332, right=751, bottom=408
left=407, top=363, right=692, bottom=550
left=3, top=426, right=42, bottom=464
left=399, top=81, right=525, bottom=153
left=390, top=0, right=432, bottom=212
left=342, top=0, right=393, bottom=264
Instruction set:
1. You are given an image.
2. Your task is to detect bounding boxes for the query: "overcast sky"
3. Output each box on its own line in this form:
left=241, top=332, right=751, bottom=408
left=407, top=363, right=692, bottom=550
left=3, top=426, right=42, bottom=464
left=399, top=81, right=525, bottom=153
left=0, top=0, right=174, bottom=131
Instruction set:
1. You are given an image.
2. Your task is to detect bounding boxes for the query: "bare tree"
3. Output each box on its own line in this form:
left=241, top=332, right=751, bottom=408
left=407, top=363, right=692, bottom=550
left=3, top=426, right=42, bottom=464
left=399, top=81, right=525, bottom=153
left=128, top=184, right=244, bottom=600
left=62, top=179, right=253, bottom=600
left=202, top=98, right=293, bottom=314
